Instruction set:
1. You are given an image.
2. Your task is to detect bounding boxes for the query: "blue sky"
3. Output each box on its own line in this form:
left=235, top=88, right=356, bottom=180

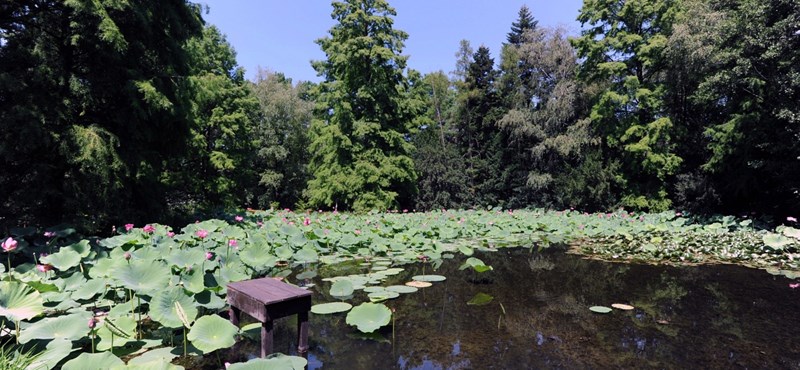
left=199, top=1, right=584, bottom=83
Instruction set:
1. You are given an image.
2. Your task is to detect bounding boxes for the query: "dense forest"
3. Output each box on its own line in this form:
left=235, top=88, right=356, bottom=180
left=1, top=0, right=798, bottom=233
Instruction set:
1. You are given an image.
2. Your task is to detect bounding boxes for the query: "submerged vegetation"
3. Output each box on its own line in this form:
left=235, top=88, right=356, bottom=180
left=0, top=209, right=798, bottom=367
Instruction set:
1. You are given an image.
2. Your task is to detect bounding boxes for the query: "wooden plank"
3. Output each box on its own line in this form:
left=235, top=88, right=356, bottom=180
left=228, top=278, right=311, bottom=305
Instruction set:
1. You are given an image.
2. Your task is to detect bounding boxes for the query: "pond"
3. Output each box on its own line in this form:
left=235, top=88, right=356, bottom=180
left=203, top=248, right=800, bottom=369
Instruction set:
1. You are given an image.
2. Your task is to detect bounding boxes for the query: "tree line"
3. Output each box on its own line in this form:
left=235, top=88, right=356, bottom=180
left=1, top=0, right=797, bottom=233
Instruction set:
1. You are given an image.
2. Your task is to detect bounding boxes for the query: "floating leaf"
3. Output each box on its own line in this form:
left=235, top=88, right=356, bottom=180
left=405, top=281, right=432, bottom=288
left=311, top=302, right=352, bottom=314
left=385, top=285, right=417, bottom=294
left=330, top=280, right=354, bottom=297
left=589, top=306, right=613, bottom=314
left=467, top=292, right=494, bottom=306
left=0, top=281, right=44, bottom=322
left=411, top=275, right=446, bottom=282
left=40, top=248, right=82, bottom=271
left=459, top=257, right=493, bottom=273
left=62, top=352, right=124, bottom=370
left=228, top=354, right=307, bottom=370
left=763, top=233, right=793, bottom=250
left=458, top=245, right=474, bottom=256
left=611, top=303, right=634, bottom=310
left=368, top=291, right=399, bottom=302
left=187, top=315, right=239, bottom=354
left=96, top=316, right=136, bottom=350
left=346, top=302, right=392, bottom=333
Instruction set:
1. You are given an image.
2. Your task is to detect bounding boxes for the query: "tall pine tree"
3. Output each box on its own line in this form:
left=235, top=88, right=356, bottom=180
left=305, top=0, right=421, bottom=211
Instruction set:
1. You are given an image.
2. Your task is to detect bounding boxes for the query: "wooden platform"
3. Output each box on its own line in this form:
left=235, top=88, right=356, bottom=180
left=227, top=277, right=312, bottom=357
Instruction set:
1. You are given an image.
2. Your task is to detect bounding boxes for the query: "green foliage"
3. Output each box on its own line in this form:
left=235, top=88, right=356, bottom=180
left=249, top=71, right=314, bottom=208
left=573, top=0, right=683, bottom=211
left=305, top=0, right=421, bottom=211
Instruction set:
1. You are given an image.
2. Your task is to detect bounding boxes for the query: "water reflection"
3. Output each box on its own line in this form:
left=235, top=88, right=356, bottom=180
left=211, top=248, right=800, bottom=369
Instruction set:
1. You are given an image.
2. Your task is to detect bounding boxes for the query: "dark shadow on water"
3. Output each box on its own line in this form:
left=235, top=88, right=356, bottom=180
left=209, top=248, right=800, bottom=369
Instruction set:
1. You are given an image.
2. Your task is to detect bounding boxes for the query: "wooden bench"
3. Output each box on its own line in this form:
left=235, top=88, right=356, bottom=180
left=227, top=277, right=312, bottom=357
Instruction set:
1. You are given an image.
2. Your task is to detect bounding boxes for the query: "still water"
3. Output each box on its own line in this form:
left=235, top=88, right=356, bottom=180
left=213, top=248, right=800, bottom=369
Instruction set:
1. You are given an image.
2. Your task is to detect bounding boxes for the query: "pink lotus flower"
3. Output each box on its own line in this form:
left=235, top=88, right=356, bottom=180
left=167, top=231, right=175, bottom=238
left=44, top=231, right=56, bottom=238
left=788, top=217, right=798, bottom=223
left=196, top=229, right=208, bottom=239
left=88, top=318, right=97, bottom=329
left=36, top=263, right=53, bottom=273
left=790, top=283, right=800, bottom=289
left=2, top=237, right=18, bottom=252
left=205, top=251, right=214, bottom=260
left=228, top=239, right=238, bottom=248
left=354, top=229, right=361, bottom=235
left=257, top=221, right=263, bottom=228
left=123, top=252, right=132, bottom=260
left=303, top=217, right=311, bottom=226
left=235, top=215, right=244, bottom=222
left=143, top=224, right=155, bottom=233
left=125, top=224, right=134, bottom=231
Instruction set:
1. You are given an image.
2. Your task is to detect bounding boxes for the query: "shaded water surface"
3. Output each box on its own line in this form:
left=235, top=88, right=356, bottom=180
left=215, top=249, right=800, bottom=369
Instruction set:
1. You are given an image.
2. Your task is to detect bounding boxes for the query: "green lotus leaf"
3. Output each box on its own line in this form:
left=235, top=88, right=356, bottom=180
left=180, top=269, right=205, bottom=294
left=0, top=281, right=44, bottom=322
left=149, top=287, right=198, bottom=328
left=71, top=278, right=107, bottom=301
left=330, top=280, right=354, bottom=297
left=195, top=290, right=226, bottom=310
left=165, top=249, right=206, bottom=269
left=127, top=347, right=181, bottom=365
left=368, top=291, right=399, bottom=302
left=296, top=270, right=317, bottom=280
left=589, top=306, right=613, bottom=314
left=227, top=354, right=307, bottom=370
left=385, top=285, right=418, bottom=294
left=763, top=233, right=793, bottom=250
left=115, top=261, right=171, bottom=294
left=467, top=292, right=494, bottom=306
left=239, top=245, right=277, bottom=269
left=345, top=302, right=391, bottom=333
left=89, top=257, right=126, bottom=279
left=120, top=361, right=185, bottom=370
left=362, top=286, right=386, bottom=293
left=26, top=338, right=75, bottom=370
left=274, top=245, right=294, bottom=260
left=62, top=351, right=124, bottom=370
left=187, top=314, right=239, bottom=353
left=459, top=257, right=493, bottom=273
left=40, top=248, right=82, bottom=271
left=311, top=302, right=352, bottom=314
left=782, top=227, right=800, bottom=240
left=458, top=245, right=474, bottom=256
left=96, top=316, right=137, bottom=350
left=411, top=275, right=446, bottom=282
left=19, top=311, right=91, bottom=343
left=294, top=247, right=318, bottom=263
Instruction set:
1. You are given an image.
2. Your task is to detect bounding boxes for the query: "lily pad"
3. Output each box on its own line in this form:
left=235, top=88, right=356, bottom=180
left=611, top=303, right=634, bottom=310
left=127, top=347, right=181, bottom=365
left=368, top=291, right=399, bottom=302
left=19, top=311, right=91, bottom=343
left=0, top=281, right=44, bottom=322
left=330, top=280, right=354, bottom=297
left=411, top=275, right=446, bottom=282
left=228, top=354, right=307, bottom=370
left=187, top=314, right=239, bottom=354
left=385, top=285, right=418, bottom=293
left=345, top=302, right=392, bottom=333
left=467, top=292, right=494, bottom=306
left=311, top=302, right=353, bottom=315
left=405, top=281, right=432, bottom=288
left=589, top=306, right=613, bottom=314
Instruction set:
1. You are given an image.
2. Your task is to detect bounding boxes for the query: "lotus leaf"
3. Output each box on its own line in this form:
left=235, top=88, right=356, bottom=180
left=345, top=302, right=391, bottom=333
left=26, top=338, right=74, bottom=370
left=367, top=291, right=399, bottom=302
left=411, top=275, right=446, bottom=282
left=165, top=249, right=206, bottom=269
left=330, top=280, right=354, bottom=297
left=96, top=316, right=137, bottom=350
left=589, top=306, right=613, bottom=314
left=763, top=233, right=793, bottom=250
left=149, top=287, right=198, bottom=328
left=459, top=257, right=493, bottom=273
left=72, top=279, right=107, bottom=300
left=19, top=311, right=91, bottom=343
left=62, top=351, right=124, bottom=370
left=385, top=285, right=417, bottom=293
left=611, top=303, right=634, bottom=310
left=405, top=281, right=432, bottom=288
left=227, top=354, right=307, bottom=370
left=467, top=292, right=494, bottom=306
left=295, top=247, right=319, bottom=263
left=0, top=281, right=44, bottom=322
left=187, top=314, right=239, bottom=353
left=195, top=290, right=226, bottom=310
left=239, top=245, right=277, bottom=270
left=40, top=248, right=82, bottom=271
left=127, top=347, right=180, bottom=365
left=115, top=261, right=171, bottom=294
left=311, top=302, right=352, bottom=314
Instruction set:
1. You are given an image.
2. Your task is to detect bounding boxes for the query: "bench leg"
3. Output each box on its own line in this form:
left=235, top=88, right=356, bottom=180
left=261, top=320, right=274, bottom=357
left=297, top=311, right=309, bottom=353
left=229, top=306, right=241, bottom=326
